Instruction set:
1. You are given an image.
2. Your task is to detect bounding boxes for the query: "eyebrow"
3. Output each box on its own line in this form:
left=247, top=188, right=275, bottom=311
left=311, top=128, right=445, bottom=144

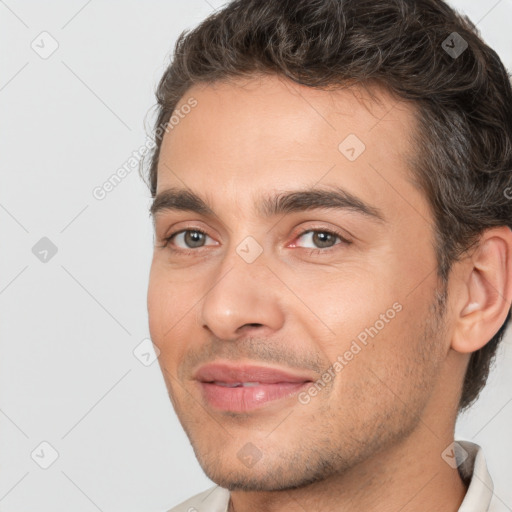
left=150, top=186, right=385, bottom=223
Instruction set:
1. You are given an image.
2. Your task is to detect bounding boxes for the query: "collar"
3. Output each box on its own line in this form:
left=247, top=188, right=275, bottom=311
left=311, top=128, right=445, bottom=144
left=456, top=440, right=494, bottom=511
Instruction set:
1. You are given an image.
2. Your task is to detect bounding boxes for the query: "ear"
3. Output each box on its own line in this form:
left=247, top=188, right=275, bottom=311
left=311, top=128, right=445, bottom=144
left=451, top=226, right=512, bottom=354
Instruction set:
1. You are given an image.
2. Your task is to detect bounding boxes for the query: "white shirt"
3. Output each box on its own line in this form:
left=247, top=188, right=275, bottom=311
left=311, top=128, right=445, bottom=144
left=167, top=440, right=496, bottom=512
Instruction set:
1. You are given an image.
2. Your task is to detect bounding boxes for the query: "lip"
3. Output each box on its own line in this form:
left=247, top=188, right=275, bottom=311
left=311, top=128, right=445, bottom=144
left=194, top=362, right=315, bottom=412
left=194, top=362, right=315, bottom=384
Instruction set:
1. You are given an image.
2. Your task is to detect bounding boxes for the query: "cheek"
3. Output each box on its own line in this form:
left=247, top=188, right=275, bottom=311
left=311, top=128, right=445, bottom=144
left=300, top=267, right=399, bottom=346
left=147, top=265, right=181, bottom=349
left=147, top=264, right=165, bottom=339
left=147, top=262, right=203, bottom=369
left=148, top=260, right=193, bottom=321
left=307, top=260, right=438, bottom=388
left=324, top=305, right=436, bottom=432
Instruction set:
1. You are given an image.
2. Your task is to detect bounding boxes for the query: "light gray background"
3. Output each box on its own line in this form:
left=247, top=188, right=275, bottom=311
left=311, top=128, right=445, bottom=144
left=1, top=1, right=511, bottom=511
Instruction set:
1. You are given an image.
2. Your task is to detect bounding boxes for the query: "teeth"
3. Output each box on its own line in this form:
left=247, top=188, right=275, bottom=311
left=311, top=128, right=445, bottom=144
left=213, top=381, right=261, bottom=387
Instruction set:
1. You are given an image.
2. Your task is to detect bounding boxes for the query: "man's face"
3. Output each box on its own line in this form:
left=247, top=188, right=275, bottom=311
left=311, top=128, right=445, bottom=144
left=148, top=75, right=450, bottom=490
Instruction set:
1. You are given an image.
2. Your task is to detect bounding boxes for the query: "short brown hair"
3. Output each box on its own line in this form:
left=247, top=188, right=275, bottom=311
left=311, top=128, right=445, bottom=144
left=142, top=0, right=512, bottom=412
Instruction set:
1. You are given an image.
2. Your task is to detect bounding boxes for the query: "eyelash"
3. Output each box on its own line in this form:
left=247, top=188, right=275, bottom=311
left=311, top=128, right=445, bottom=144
left=160, top=227, right=351, bottom=256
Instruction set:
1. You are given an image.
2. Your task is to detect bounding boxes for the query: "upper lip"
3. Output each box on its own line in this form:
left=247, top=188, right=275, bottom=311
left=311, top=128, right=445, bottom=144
left=194, top=362, right=316, bottom=384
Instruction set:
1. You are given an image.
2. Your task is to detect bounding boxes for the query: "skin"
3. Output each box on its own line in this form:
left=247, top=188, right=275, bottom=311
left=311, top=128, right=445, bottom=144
left=147, top=74, right=512, bottom=512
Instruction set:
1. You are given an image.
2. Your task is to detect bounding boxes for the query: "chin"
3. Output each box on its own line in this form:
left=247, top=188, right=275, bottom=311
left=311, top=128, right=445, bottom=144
left=196, top=453, right=340, bottom=492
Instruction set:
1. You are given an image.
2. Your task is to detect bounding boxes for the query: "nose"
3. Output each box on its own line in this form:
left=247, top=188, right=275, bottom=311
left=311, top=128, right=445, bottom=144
left=199, top=248, right=285, bottom=341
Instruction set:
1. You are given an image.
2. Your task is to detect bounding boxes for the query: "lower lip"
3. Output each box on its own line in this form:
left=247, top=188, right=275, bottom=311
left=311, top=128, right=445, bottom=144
left=199, top=382, right=310, bottom=412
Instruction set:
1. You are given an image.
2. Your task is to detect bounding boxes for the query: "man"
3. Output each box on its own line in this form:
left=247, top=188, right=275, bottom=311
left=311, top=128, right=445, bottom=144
left=142, top=0, right=512, bottom=510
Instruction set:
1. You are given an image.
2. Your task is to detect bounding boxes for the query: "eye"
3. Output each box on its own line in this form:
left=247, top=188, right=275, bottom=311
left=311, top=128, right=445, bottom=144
left=163, top=228, right=217, bottom=251
left=160, top=226, right=350, bottom=255
left=292, top=228, right=350, bottom=251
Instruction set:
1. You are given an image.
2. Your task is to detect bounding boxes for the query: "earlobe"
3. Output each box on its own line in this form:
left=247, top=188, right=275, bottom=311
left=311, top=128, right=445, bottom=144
left=451, top=227, right=512, bottom=354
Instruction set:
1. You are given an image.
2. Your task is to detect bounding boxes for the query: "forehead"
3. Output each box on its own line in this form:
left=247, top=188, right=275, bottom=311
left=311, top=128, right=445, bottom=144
left=166, top=75, right=415, bottom=149
left=156, top=74, right=428, bottom=224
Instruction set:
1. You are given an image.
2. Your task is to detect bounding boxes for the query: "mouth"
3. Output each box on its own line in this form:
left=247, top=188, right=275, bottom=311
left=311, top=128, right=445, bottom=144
left=211, top=381, right=267, bottom=387
left=194, top=362, right=315, bottom=412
